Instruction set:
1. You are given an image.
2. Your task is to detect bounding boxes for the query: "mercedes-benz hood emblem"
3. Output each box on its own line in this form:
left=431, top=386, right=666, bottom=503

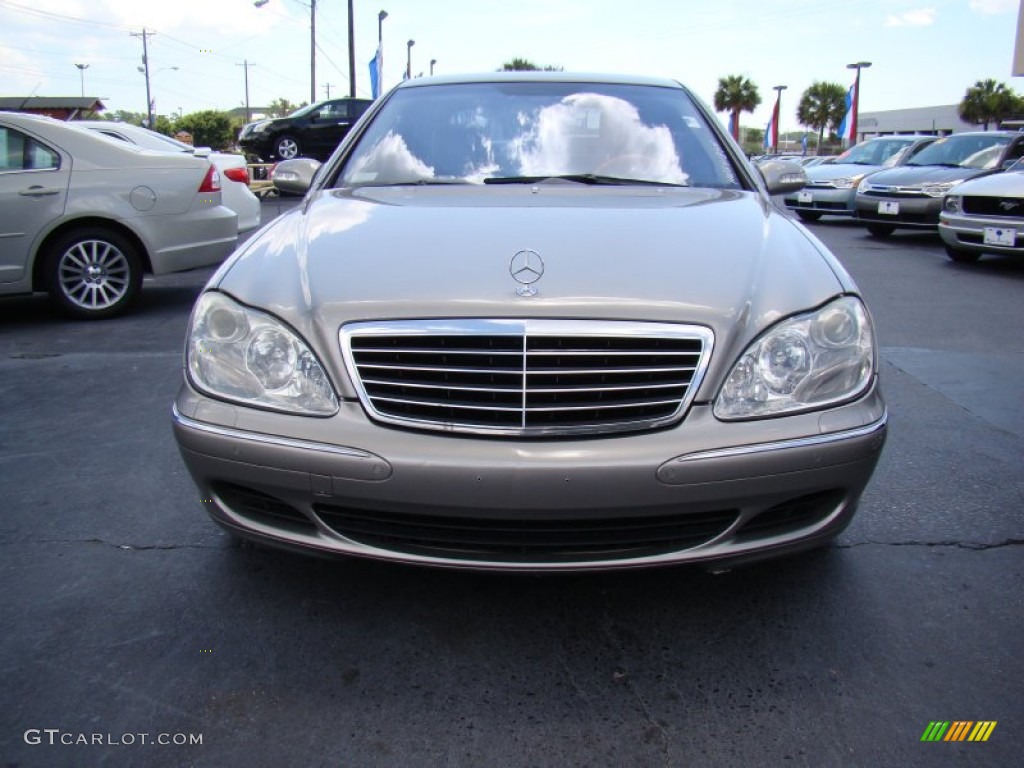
left=510, top=250, right=544, bottom=296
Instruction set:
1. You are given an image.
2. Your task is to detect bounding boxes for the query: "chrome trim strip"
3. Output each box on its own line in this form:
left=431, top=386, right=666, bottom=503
left=171, top=405, right=372, bottom=459
left=671, top=413, right=887, bottom=464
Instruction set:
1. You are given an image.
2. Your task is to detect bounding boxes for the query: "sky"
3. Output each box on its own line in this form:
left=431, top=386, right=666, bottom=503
left=0, top=0, right=1021, bottom=133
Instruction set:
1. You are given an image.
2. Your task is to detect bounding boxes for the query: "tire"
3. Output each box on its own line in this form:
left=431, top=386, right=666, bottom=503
left=796, top=211, right=822, bottom=223
left=944, top=245, right=981, bottom=263
left=866, top=223, right=896, bottom=238
left=275, top=135, right=301, bottom=160
left=44, top=227, right=143, bottom=319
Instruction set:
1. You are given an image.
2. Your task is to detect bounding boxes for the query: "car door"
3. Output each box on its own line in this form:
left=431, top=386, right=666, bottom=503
left=305, top=100, right=353, bottom=157
left=0, top=125, right=70, bottom=284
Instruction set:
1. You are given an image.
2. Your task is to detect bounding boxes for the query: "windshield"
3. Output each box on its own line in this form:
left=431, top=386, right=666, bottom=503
left=833, top=138, right=913, bottom=166
left=335, top=82, right=741, bottom=188
left=906, top=135, right=1010, bottom=169
left=287, top=102, right=325, bottom=118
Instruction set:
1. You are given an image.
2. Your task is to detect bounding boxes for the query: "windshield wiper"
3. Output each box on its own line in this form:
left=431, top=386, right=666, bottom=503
left=484, top=174, right=687, bottom=187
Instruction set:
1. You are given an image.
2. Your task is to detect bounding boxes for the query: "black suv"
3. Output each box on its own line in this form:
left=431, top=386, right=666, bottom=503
left=239, top=98, right=373, bottom=162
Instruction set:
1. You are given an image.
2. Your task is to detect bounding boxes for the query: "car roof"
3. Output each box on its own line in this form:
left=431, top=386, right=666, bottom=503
left=940, top=130, right=1018, bottom=139
left=396, top=71, right=684, bottom=91
left=0, top=110, right=208, bottom=169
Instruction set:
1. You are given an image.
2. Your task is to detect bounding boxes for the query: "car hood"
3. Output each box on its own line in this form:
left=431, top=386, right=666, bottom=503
left=951, top=169, right=1024, bottom=197
left=807, top=162, right=882, bottom=181
left=214, top=186, right=851, bottom=397
left=866, top=165, right=989, bottom=187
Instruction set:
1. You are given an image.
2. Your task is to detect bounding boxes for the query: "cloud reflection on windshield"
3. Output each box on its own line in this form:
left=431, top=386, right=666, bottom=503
left=510, top=93, right=687, bottom=183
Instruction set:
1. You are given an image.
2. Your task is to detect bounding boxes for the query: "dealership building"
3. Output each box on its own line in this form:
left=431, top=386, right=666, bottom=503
left=855, top=105, right=982, bottom=140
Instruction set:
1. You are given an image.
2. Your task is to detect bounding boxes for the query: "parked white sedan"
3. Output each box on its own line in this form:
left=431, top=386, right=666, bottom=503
left=0, top=111, right=237, bottom=318
left=940, top=160, right=1024, bottom=262
left=72, top=121, right=261, bottom=232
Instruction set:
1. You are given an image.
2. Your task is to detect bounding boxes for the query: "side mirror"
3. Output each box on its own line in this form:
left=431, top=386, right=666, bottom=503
left=271, top=158, right=322, bottom=196
left=759, top=159, right=807, bottom=195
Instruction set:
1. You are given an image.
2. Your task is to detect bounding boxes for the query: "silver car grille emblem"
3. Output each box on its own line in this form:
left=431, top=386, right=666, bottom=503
left=510, top=249, right=544, bottom=296
left=1000, top=200, right=1020, bottom=211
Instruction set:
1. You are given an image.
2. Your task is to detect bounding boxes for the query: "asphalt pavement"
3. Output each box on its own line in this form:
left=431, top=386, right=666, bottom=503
left=1, top=199, right=1021, bottom=768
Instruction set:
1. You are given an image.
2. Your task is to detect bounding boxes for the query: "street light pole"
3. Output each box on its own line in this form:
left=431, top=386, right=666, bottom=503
left=430, top=58, right=436, bottom=76
left=846, top=61, right=872, bottom=143
left=75, top=63, right=89, bottom=97
left=406, top=39, right=414, bottom=80
left=137, top=64, right=178, bottom=127
left=772, top=84, right=787, bottom=152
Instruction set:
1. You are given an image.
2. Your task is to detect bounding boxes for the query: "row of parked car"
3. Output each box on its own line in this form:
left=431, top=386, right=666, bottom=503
left=0, top=112, right=261, bottom=319
left=780, top=131, right=1024, bottom=263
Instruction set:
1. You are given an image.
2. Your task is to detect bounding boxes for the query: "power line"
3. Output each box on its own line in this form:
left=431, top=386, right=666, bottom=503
left=0, top=0, right=132, bottom=31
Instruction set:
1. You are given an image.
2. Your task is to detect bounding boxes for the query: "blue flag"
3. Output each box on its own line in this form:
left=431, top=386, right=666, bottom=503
left=369, top=44, right=383, bottom=99
left=837, top=82, right=855, bottom=142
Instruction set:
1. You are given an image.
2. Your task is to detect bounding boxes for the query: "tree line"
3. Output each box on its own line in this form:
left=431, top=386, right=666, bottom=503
left=715, top=75, right=1022, bottom=154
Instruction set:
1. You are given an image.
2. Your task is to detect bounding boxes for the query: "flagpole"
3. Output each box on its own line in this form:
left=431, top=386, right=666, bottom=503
left=772, top=85, right=786, bottom=152
left=846, top=61, right=872, bottom=144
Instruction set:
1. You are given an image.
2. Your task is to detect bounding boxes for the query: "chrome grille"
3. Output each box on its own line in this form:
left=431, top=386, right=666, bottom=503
left=341, top=320, right=713, bottom=436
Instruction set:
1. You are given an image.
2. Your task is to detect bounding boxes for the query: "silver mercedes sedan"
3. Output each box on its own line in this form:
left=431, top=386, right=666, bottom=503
left=172, top=73, right=887, bottom=572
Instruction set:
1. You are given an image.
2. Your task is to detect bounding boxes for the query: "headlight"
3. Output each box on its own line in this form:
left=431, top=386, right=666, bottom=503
left=923, top=180, right=961, bottom=198
left=714, top=296, right=875, bottom=420
left=187, top=292, right=338, bottom=416
left=251, top=121, right=272, bottom=134
left=831, top=174, right=866, bottom=190
left=856, top=178, right=872, bottom=194
left=943, top=195, right=962, bottom=214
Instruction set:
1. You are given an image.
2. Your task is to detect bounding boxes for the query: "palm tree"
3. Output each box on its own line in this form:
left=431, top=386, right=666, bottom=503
left=959, top=79, right=1022, bottom=130
left=797, top=82, right=847, bottom=155
left=713, top=75, right=761, bottom=141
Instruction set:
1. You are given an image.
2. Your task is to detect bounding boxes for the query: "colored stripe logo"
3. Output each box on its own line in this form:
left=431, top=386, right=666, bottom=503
left=921, top=721, right=997, bottom=742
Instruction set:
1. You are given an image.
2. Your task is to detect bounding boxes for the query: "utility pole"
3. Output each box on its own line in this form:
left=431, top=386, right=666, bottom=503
left=238, top=60, right=254, bottom=122
left=310, top=0, right=317, bottom=104
left=131, top=28, right=156, bottom=128
left=347, top=0, right=356, bottom=97
left=323, top=83, right=333, bottom=99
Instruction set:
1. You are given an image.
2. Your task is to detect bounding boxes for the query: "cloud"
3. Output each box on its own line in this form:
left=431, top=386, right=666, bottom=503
left=884, top=7, right=937, bottom=27
left=969, top=0, right=1018, bottom=14
left=100, top=0, right=282, bottom=38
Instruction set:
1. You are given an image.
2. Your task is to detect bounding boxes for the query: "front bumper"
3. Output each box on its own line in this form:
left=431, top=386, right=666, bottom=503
left=855, top=193, right=942, bottom=229
left=172, top=378, right=888, bottom=572
left=239, top=136, right=273, bottom=163
left=939, top=212, right=1024, bottom=257
left=783, top=186, right=856, bottom=216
